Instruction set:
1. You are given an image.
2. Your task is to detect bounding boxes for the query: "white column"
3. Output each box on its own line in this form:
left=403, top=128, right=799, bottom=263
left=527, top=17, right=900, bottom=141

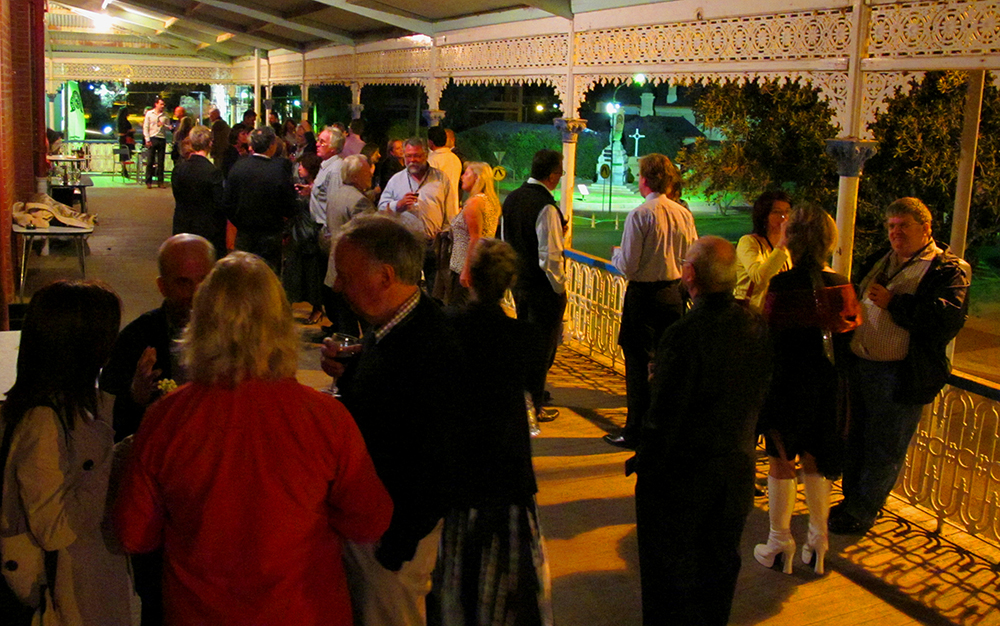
left=827, top=140, right=876, bottom=276
left=254, top=49, right=262, bottom=127
left=565, top=17, right=577, bottom=118
left=350, top=82, right=364, bottom=120
left=555, top=118, right=587, bottom=248
left=828, top=0, right=873, bottom=278
left=950, top=70, right=985, bottom=259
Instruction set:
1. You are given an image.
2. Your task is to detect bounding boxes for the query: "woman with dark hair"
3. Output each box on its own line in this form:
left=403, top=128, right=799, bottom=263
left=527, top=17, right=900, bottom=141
left=171, top=116, right=195, bottom=162
left=220, top=124, right=249, bottom=178
left=438, top=239, right=552, bottom=626
left=116, top=107, right=135, bottom=179
left=735, top=190, right=793, bottom=311
left=114, top=252, right=392, bottom=626
left=1, top=280, right=134, bottom=625
left=284, top=152, right=326, bottom=325
left=753, top=205, right=861, bottom=576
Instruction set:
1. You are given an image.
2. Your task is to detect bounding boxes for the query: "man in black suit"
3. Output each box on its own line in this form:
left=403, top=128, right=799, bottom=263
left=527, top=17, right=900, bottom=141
left=634, top=236, right=771, bottom=626
left=223, top=126, right=297, bottom=272
left=171, top=125, right=226, bottom=254
left=320, top=215, right=461, bottom=626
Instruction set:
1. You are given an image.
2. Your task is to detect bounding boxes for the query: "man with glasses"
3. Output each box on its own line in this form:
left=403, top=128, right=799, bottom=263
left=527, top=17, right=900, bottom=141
left=830, top=197, right=970, bottom=535
left=378, top=137, right=454, bottom=293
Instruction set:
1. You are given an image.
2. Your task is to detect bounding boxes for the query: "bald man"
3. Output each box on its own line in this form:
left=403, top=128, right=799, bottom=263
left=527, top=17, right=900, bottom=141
left=100, top=234, right=216, bottom=440
left=633, top=236, right=771, bottom=626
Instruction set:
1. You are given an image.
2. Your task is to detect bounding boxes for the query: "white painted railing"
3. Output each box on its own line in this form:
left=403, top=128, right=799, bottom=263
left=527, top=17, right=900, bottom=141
left=898, top=374, right=1000, bottom=548
left=562, top=250, right=627, bottom=374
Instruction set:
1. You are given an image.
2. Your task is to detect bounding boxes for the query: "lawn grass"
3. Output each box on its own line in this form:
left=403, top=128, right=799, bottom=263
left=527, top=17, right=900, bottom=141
left=568, top=210, right=752, bottom=260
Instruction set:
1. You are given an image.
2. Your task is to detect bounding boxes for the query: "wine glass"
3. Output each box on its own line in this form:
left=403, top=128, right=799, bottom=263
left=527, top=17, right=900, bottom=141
left=322, top=333, right=361, bottom=396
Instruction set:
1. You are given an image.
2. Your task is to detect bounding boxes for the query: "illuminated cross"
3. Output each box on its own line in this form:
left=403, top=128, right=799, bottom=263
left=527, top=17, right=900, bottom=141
left=630, top=128, right=646, bottom=158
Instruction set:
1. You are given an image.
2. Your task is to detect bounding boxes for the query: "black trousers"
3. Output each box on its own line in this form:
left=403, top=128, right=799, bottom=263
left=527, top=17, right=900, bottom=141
left=145, top=137, right=166, bottom=185
left=635, top=459, right=753, bottom=626
left=619, top=280, right=684, bottom=440
left=235, top=230, right=282, bottom=275
left=513, top=285, right=567, bottom=410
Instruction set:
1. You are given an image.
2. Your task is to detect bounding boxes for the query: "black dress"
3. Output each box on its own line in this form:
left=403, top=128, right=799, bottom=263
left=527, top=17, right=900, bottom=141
left=759, top=266, right=861, bottom=478
left=437, top=303, right=551, bottom=626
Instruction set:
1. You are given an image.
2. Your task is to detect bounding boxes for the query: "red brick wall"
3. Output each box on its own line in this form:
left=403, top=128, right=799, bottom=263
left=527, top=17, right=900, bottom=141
left=0, top=0, right=44, bottom=329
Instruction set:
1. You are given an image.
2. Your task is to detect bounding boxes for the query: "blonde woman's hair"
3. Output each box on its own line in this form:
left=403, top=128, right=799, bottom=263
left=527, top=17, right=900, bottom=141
left=785, top=204, right=838, bottom=269
left=465, top=161, right=501, bottom=217
left=181, top=251, right=299, bottom=386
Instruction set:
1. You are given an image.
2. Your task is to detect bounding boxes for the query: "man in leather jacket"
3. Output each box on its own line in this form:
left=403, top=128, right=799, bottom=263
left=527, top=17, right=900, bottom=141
left=830, top=197, right=970, bottom=535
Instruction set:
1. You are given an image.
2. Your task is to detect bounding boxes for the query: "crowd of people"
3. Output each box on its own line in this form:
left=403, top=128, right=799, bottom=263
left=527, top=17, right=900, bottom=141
left=1, top=104, right=974, bottom=626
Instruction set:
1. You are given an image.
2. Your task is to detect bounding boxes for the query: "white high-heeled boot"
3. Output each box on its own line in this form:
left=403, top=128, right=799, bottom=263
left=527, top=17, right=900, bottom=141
left=754, top=476, right=797, bottom=574
left=801, top=474, right=831, bottom=574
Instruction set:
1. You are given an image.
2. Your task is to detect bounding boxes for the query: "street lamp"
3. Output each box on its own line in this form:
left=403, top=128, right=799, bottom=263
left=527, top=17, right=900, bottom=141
left=603, top=74, right=645, bottom=210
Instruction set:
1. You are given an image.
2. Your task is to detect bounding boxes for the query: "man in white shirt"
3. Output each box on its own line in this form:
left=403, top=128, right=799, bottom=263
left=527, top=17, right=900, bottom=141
left=426, top=126, right=462, bottom=222
left=500, top=149, right=566, bottom=422
left=143, top=97, right=169, bottom=188
left=605, top=154, right=698, bottom=449
left=378, top=137, right=453, bottom=293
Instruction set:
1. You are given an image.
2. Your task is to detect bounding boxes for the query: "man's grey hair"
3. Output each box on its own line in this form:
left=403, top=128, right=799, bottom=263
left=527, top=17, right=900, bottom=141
left=688, top=236, right=737, bottom=294
left=341, top=154, right=370, bottom=185
left=322, top=126, right=346, bottom=152
left=249, top=126, right=276, bottom=154
left=336, top=214, right=424, bottom=285
left=187, top=125, right=213, bottom=152
left=404, top=136, right=428, bottom=153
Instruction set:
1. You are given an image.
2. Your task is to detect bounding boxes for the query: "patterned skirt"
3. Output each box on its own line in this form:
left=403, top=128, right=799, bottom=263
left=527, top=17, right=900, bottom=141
left=437, top=501, right=553, bottom=626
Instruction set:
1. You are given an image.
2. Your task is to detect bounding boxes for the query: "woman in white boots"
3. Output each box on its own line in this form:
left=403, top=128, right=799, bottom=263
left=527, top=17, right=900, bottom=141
left=754, top=205, right=862, bottom=575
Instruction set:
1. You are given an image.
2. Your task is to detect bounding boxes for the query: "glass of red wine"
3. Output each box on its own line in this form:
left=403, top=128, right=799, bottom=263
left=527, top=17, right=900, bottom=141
left=323, top=333, right=361, bottom=396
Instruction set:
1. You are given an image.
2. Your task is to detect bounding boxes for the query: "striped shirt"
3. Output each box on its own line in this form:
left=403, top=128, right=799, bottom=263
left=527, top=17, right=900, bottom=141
left=851, top=242, right=940, bottom=361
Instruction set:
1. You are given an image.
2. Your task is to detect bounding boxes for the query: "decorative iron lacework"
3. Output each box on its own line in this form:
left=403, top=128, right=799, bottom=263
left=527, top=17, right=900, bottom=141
left=450, top=75, right=568, bottom=103
left=50, top=61, right=231, bottom=83
left=356, top=48, right=430, bottom=76
left=861, top=71, right=924, bottom=139
left=576, top=9, right=853, bottom=65
left=869, top=0, right=1000, bottom=57
left=439, top=34, right=569, bottom=72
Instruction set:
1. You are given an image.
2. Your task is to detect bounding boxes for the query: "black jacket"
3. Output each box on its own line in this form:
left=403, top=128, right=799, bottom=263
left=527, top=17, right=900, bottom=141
left=854, top=242, right=971, bottom=404
left=338, top=295, right=462, bottom=569
left=172, top=154, right=226, bottom=254
left=223, top=154, right=297, bottom=233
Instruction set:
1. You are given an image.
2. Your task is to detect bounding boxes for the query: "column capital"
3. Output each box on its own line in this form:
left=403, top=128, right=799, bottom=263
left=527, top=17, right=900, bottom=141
left=350, top=103, right=365, bottom=119
left=825, top=139, right=877, bottom=177
left=555, top=118, right=587, bottom=143
left=423, top=109, right=446, bottom=127
left=263, top=99, right=275, bottom=110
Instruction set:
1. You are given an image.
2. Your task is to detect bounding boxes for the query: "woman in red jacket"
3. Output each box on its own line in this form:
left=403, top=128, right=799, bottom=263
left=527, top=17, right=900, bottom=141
left=114, top=251, right=392, bottom=626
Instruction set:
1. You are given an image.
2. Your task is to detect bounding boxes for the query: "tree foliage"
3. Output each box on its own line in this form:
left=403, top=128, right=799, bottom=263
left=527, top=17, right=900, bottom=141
left=856, top=71, right=1000, bottom=265
left=676, top=79, right=839, bottom=211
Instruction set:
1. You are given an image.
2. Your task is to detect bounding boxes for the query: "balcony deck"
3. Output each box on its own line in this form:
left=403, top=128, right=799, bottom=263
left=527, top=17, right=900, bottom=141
left=14, top=177, right=1000, bottom=625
